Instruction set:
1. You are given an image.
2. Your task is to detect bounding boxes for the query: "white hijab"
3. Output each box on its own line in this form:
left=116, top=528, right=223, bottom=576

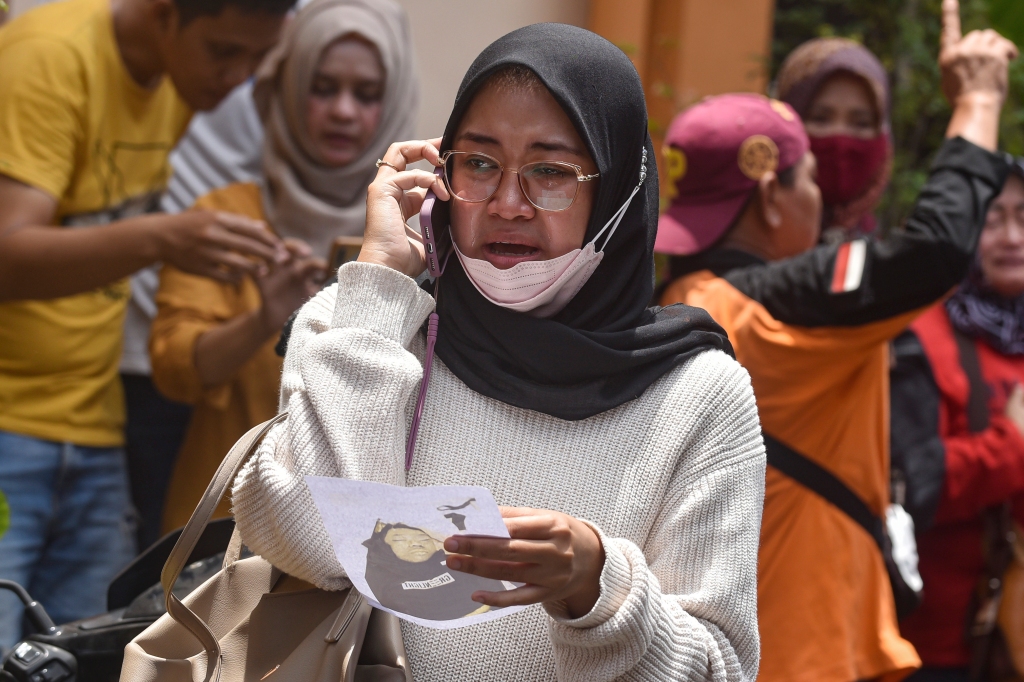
left=252, top=0, right=418, bottom=258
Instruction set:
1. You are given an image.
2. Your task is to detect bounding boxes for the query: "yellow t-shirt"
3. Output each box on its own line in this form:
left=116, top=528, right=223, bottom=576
left=0, top=0, right=192, bottom=446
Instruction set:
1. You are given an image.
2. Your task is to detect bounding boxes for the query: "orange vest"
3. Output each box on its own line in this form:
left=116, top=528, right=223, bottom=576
left=663, top=271, right=921, bottom=682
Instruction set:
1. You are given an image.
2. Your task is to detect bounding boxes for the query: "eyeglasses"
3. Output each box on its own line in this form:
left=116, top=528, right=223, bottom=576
left=438, top=150, right=599, bottom=212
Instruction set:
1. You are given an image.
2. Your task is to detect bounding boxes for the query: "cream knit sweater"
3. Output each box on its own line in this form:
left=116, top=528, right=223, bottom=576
left=232, top=262, right=766, bottom=681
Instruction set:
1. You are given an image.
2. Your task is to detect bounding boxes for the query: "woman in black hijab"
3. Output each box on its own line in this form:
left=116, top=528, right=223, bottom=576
left=369, top=24, right=733, bottom=420
left=234, top=23, right=766, bottom=681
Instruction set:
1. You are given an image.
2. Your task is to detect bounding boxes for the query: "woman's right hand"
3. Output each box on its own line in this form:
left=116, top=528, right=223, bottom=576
left=194, top=237, right=324, bottom=389
left=359, top=138, right=450, bottom=277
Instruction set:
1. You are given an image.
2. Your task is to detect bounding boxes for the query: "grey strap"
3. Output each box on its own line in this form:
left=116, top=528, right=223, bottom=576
left=952, top=329, right=989, bottom=433
left=160, top=413, right=288, bottom=682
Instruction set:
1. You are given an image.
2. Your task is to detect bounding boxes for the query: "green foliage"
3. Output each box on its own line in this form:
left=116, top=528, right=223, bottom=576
left=990, top=0, right=1024, bottom=46
left=772, top=0, right=1024, bottom=230
left=0, top=490, right=8, bottom=540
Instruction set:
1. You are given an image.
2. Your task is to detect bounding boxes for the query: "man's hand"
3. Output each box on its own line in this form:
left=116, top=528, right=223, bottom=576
left=254, top=239, right=327, bottom=332
left=157, top=210, right=285, bottom=284
left=0, top=174, right=287, bottom=300
left=940, top=0, right=1018, bottom=150
left=443, top=506, right=606, bottom=619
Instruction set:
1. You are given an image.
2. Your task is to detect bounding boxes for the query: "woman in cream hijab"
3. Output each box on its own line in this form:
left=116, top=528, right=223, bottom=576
left=149, top=0, right=418, bottom=533
left=256, top=0, right=419, bottom=257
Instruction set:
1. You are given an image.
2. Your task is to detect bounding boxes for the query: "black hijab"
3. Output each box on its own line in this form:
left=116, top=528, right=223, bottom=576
left=431, top=23, right=733, bottom=420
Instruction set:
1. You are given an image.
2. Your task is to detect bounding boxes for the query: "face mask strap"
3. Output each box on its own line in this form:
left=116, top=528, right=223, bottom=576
left=592, top=148, right=648, bottom=253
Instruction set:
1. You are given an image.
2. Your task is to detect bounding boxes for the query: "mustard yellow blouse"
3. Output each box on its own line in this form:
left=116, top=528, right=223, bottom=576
left=150, top=182, right=282, bottom=532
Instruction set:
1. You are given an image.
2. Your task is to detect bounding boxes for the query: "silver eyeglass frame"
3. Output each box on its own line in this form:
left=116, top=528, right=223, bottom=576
left=436, top=150, right=599, bottom=212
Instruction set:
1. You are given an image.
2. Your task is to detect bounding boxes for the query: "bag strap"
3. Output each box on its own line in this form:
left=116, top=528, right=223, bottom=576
left=952, top=330, right=1015, bottom=681
left=161, top=412, right=288, bottom=682
left=763, top=432, right=886, bottom=552
left=953, top=328, right=990, bottom=433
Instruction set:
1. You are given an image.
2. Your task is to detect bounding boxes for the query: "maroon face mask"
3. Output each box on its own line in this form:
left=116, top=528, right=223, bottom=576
left=810, top=133, right=889, bottom=206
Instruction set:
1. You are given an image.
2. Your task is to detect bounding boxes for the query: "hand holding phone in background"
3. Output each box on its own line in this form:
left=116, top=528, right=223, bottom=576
left=255, top=238, right=326, bottom=333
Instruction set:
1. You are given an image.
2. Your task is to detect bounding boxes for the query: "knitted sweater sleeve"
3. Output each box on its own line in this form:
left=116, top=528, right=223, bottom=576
left=545, top=353, right=765, bottom=682
left=231, top=262, right=436, bottom=590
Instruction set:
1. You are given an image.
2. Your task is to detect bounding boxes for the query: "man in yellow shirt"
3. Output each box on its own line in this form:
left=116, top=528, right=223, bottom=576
left=0, top=0, right=293, bottom=650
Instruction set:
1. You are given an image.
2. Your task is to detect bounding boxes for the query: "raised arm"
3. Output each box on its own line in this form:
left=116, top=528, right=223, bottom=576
left=941, top=0, right=1011, bottom=152
left=727, top=1, right=1017, bottom=328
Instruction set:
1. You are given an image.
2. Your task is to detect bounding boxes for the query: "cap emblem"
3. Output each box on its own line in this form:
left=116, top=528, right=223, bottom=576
left=738, top=135, right=779, bottom=181
left=664, top=146, right=687, bottom=182
left=769, top=99, right=795, bottom=121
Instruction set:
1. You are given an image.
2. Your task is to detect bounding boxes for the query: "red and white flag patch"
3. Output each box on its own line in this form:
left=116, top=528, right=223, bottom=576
left=830, top=239, right=866, bottom=293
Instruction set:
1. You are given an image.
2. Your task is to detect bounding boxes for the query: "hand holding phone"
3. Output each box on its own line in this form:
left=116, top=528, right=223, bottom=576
left=358, top=139, right=450, bottom=278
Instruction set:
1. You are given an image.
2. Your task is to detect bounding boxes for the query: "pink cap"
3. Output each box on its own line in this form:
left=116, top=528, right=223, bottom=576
left=654, top=94, right=810, bottom=255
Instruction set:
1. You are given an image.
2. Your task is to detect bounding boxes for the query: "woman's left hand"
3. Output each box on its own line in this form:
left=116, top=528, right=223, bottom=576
left=443, top=506, right=605, bottom=619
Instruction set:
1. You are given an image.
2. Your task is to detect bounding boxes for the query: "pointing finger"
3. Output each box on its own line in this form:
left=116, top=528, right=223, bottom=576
left=941, top=0, right=962, bottom=52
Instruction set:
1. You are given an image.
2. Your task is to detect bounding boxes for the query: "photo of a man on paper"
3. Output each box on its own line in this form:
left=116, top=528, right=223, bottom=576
left=362, top=520, right=507, bottom=621
left=303, top=478, right=530, bottom=629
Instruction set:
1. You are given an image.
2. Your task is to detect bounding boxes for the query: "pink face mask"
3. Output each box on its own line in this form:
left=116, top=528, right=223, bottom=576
left=454, top=157, right=647, bottom=318
left=455, top=240, right=603, bottom=318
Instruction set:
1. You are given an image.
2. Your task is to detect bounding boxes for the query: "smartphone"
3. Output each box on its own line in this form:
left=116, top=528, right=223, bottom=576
left=328, top=236, right=364, bottom=271
left=420, top=165, right=451, bottom=278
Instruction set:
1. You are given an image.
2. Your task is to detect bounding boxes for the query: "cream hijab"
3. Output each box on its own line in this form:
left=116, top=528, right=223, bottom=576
left=252, top=0, right=418, bottom=258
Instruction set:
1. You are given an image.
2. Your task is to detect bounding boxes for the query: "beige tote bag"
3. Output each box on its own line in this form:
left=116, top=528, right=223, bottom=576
left=120, top=414, right=412, bottom=682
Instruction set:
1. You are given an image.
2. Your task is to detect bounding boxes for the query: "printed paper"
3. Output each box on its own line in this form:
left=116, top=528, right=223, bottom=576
left=304, top=477, right=529, bottom=629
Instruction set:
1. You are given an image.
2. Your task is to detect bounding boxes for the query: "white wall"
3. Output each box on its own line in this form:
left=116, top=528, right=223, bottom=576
left=394, top=0, right=589, bottom=140
left=6, top=0, right=50, bottom=18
